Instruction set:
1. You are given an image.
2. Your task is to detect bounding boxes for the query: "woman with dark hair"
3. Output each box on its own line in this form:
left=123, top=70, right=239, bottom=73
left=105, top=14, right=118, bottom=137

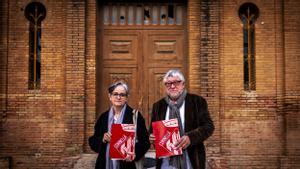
left=89, top=81, right=150, bottom=169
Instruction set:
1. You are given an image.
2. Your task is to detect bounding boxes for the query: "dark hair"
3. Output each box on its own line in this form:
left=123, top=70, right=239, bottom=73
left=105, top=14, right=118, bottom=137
left=108, top=81, right=129, bottom=95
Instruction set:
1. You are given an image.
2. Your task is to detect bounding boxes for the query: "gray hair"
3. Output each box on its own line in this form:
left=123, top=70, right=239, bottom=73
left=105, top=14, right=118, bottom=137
left=163, top=69, right=185, bottom=83
left=108, top=81, right=129, bottom=95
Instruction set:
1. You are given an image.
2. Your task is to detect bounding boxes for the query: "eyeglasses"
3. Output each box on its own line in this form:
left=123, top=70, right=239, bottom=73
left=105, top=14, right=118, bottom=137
left=111, top=92, right=127, bottom=98
left=164, top=80, right=182, bottom=88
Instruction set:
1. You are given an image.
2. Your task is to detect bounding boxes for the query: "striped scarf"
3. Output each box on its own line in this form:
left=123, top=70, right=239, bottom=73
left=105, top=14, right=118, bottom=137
left=105, top=105, right=127, bottom=169
left=164, top=90, right=188, bottom=169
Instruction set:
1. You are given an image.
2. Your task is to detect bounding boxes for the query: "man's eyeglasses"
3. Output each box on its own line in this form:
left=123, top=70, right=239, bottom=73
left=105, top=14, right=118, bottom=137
left=164, top=80, right=182, bottom=88
left=111, top=92, right=127, bottom=98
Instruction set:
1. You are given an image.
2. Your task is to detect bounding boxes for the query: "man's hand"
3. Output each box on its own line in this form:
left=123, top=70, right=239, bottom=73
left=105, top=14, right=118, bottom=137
left=124, top=151, right=135, bottom=162
left=174, top=135, right=191, bottom=150
left=102, top=132, right=112, bottom=143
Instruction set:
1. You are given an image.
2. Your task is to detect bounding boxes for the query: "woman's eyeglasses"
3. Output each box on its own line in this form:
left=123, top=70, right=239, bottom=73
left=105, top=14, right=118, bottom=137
left=111, top=92, right=127, bottom=98
left=164, top=80, right=182, bottom=88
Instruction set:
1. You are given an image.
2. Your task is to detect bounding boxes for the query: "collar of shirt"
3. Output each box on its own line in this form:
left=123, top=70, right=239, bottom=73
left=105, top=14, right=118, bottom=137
left=165, top=101, right=185, bottom=130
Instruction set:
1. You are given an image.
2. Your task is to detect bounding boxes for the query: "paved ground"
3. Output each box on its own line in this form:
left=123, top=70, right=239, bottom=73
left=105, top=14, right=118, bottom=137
left=73, top=154, right=97, bottom=169
left=73, top=151, right=156, bottom=169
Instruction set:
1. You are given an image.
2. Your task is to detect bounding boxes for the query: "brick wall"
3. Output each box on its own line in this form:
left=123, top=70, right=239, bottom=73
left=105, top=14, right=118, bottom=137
left=0, top=0, right=8, bottom=115
left=84, top=0, right=97, bottom=152
left=188, top=0, right=202, bottom=94
left=188, top=4, right=221, bottom=160
left=64, top=0, right=85, bottom=157
left=219, top=0, right=299, bottom=168
left=199, top=0, right=221, bottom=159
left=283, top=0, right=300, bottom=168
left=0, top=0, right=72, bottom=168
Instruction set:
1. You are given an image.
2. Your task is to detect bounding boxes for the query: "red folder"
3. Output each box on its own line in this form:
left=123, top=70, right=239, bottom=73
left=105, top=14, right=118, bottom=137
left=109, top=124, right=136, bottom=160
left=152, top=118, right=183, bottom=158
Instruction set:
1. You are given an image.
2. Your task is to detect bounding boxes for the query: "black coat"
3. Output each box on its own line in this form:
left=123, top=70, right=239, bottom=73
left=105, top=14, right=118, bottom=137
left=89, top=105, right=150, bottom=169
left=150, top=93, right=214, bottom=169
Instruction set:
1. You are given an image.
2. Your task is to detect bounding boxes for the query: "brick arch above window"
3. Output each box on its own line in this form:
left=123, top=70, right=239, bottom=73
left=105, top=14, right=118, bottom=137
left=24, top=2, right=46, bottom=90
left=238, top=2, right=259, bottom=91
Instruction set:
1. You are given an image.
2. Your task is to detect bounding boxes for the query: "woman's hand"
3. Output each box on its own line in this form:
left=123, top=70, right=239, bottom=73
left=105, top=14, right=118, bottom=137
left=102, top=132, right=112, bottom=143
left=149, top=134, right=156, bottom=142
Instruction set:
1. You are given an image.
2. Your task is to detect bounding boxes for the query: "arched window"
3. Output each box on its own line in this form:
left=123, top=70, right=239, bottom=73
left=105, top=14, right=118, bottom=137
left=239, top=3, right=259, bottom=91
left=25, top=2, right=46, bottom=90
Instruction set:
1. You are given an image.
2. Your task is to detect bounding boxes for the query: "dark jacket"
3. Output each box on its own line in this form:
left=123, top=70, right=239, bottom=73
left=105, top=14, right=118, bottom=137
left=150, top=93, right=214, bottom=169
left=89, top=105, right=150, bottom=169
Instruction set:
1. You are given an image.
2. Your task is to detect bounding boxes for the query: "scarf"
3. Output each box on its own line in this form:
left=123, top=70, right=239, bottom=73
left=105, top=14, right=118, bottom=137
left=105, top=104, right=127, bottom=169
left=164, top=90, right=189, bottom=169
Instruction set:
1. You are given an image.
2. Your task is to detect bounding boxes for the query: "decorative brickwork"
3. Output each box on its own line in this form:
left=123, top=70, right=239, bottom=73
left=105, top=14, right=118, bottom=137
left=199, top=0, right=221, bottom=159
left=64, top=0, right=86, bottom=157
left=84, top=0, right=97, bottom=152
left=187, top=0, right=202, bottom=94
left=0, top=0, right=8, bottom=115
left=283, top=0, right=300, bottom=168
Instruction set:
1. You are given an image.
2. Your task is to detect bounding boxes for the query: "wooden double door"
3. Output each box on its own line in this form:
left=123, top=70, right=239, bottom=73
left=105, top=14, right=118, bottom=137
left=99, top=29, right=186, bottom=125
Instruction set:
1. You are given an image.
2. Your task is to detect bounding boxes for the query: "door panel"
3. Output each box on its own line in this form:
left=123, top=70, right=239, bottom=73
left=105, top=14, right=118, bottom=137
left=99, top=30, right=142, bottom=113
left=100, top=29, right=185, bottom=126
left=144, top=30, right=184, bottom=67
left=143, top=30, right=185, bottom=125
left=103, top=30, right=141, bottom=66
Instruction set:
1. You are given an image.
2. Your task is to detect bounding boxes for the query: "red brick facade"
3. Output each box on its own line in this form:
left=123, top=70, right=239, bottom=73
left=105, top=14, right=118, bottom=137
left=0, top=0, right=299, bottom=168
